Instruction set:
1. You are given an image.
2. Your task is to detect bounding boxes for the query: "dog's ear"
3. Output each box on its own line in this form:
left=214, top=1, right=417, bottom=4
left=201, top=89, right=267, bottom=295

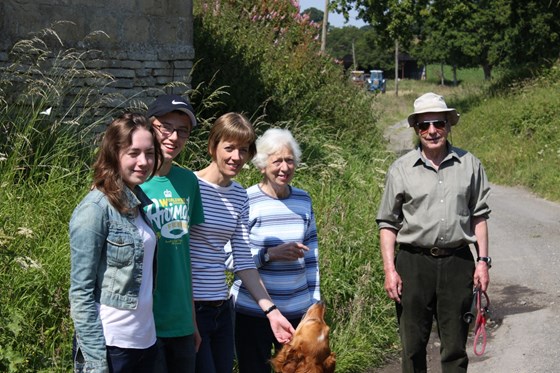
left=282, top=348, right=305, bottom=373
left=271, top=346, right=303, bottom=373
left=323, top=353, right=336, bottom=373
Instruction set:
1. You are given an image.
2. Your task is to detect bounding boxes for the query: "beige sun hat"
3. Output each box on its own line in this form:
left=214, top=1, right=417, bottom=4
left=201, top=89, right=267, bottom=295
left=407, top=92, right=460, bottom=127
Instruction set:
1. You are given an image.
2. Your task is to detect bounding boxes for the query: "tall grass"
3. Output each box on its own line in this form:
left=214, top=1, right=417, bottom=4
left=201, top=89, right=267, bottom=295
left=453, top=63, right=560, bottom=201
left=0, top=27, right=121, bottom=372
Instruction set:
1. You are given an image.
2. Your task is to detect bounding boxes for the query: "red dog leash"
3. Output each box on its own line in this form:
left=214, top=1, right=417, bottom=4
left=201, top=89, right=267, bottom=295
left=472, top=289, right=491, bottom=356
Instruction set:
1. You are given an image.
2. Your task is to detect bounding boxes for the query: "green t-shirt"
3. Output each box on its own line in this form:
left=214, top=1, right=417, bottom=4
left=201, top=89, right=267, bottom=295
left=141, top=165, right=204, bottom=337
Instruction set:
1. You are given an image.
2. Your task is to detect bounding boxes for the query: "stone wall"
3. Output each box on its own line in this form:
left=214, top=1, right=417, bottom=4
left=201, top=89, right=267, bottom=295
left=0, top=0, right=195, bottom=108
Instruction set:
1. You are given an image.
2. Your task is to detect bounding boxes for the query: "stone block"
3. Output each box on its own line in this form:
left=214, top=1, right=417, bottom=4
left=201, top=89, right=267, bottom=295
left=110, top=79, right=135, bottom=89
left=153, top=68, right=172, bottom=76
left=103, top=68, right=136, bottom=78
left=143, top=60, right=170, bottom=69
left=135, top=76, right=156, bottom=87
left=172, top=60, right=193, bottom=69
left=127, top=49, right=158, bottom=61
left=123, top=17, right=151, bottom=44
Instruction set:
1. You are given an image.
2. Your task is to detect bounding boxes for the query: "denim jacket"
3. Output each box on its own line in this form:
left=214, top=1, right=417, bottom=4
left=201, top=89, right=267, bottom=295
left=68, top=186, right=154, bottom=373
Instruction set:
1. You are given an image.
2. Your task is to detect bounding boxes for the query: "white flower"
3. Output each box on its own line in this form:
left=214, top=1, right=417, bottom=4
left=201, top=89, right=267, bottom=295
left=17, top=227, right=34, bottom=238
left=15, top=256, right=42, bottom=270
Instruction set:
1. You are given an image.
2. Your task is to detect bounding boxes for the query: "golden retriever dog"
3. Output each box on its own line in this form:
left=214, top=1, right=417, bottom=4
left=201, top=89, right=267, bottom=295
left=271, top=302, right=336, bottom=373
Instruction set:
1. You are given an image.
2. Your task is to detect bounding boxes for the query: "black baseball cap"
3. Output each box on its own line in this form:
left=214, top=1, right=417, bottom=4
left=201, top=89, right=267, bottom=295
left=147, top=94, right=197, bottom=128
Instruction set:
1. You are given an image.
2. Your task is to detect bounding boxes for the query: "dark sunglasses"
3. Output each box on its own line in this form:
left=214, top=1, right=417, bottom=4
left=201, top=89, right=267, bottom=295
left=416, top=120, right=447, bottom=132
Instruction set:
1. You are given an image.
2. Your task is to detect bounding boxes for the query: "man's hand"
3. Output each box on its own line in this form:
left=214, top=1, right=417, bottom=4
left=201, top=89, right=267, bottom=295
left=384, top=268, right=403, bottom=303
left=379, top=228, right=401, bottom=302
left=474, top=262, right=490, bottom=292
left=267, top=309, right=295, bottom=344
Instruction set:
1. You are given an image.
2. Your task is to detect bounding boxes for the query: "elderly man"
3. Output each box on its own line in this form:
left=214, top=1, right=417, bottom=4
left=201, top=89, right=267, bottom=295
left=376, top=92, right=491, bottom=373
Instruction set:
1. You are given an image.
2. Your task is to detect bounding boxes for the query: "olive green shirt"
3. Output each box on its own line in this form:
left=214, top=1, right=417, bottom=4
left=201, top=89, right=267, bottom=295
left=376, top=144, right=491, bottom=248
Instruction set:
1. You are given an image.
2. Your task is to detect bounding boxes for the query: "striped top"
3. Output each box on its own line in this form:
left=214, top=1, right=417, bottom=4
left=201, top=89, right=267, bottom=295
left=230, top=184, right=321, bottom=319
left=190, top=176, right=256, bottom=301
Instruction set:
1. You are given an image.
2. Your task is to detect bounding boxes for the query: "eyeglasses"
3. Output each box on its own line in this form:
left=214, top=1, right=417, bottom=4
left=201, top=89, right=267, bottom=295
left=153, top=122, right=191, bottom=139
left=416, top=120, right=447, bottom=132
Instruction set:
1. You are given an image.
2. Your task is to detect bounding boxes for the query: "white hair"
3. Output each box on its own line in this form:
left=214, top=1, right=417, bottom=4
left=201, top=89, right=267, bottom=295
left=252, top=128, right=302, bottom=169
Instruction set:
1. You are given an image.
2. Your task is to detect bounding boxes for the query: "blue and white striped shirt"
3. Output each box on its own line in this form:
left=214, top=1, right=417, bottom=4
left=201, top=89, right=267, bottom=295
left=190, top=177, right=256, bottom=301
left=230, top=184, right=321, bottom=318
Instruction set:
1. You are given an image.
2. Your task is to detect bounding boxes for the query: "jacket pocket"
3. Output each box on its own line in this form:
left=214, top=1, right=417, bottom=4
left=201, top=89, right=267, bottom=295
left=106, top=228, right=134, bottom=268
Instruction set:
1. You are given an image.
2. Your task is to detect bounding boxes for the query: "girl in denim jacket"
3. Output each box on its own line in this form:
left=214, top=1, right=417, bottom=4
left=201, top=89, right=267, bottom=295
left=69, top=113, right=162, bottom=373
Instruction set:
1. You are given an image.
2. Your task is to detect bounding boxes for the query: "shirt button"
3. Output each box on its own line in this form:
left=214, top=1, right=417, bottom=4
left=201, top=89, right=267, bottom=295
left=440, top=199, right=444, bottom=203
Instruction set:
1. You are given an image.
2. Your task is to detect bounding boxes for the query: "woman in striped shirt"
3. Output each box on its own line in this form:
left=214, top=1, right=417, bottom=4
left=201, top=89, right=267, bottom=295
left=230, top=128, right=321, bottom=373
left=189, top=113, right=294, bottom=373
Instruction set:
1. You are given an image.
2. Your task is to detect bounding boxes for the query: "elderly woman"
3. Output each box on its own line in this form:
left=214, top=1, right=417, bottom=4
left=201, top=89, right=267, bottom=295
left=230, top=128, right=321, bottom=373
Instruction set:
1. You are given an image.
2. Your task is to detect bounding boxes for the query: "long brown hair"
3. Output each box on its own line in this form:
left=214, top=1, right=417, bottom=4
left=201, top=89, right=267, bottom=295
left=207, top=112, right=257, bottom=160
left=92, top=112, right=161, bottom=214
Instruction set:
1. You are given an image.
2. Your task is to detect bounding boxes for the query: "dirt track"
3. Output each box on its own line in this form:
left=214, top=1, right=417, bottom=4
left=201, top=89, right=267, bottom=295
left=374, top=121, right=560, bottom=373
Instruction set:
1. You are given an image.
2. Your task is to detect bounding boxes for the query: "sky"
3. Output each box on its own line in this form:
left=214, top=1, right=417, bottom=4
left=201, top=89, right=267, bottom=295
left=298, top=0, right=367, bottom=28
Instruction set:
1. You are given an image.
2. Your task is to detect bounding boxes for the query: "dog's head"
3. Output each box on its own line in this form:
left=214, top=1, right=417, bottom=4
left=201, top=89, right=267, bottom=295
left=271, top=302, right=336, bottom=373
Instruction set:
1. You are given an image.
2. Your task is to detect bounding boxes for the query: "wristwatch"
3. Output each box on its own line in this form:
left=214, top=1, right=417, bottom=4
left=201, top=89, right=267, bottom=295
left=477, top=256, right=492, bottom=268
left=264, top=248, right=270, bottom=263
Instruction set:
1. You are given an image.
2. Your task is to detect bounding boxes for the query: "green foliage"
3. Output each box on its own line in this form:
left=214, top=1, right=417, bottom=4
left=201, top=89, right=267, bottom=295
left=0, top=27, right=109, bottom=372
left=193, top=0, right=343, bottom=124
left=334, top=0, right=560, bottom=80
left=302, top=6, right=324, bottom=23
left=327, top=25, right=394, bottom=72
left=454, top=62, right=560, bottom=201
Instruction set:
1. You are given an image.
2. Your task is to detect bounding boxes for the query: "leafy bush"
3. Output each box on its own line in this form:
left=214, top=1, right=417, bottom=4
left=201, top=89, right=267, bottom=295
left=0, top=28, right=112, bottom=372
left=454, top=61, right=560, bottom=201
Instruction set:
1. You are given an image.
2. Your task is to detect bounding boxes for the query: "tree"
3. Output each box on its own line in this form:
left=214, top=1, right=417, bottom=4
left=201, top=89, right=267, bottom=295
left=334, top=0, right=560, bottom=80
left=302, top=7, right=324, bottom=23
left=326, top=26, right=394, bottom=73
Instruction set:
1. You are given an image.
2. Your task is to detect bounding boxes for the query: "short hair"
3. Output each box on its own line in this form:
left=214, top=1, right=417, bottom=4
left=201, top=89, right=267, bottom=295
left=207, top=113, right=256, bottom=160
left=252, top=128, right=302, bottom=169
left=92, top=112, right=161, bottom=214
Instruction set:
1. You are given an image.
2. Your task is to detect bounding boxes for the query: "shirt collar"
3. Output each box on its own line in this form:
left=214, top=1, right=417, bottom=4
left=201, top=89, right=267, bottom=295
left=123, top=185, right=147, bottom=210
left=412, top=142, right=460, bottom=167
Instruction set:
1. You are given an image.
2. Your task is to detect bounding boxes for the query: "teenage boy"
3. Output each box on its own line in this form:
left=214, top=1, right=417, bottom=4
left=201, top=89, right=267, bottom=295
left=141, top=94, right=204, bottom=373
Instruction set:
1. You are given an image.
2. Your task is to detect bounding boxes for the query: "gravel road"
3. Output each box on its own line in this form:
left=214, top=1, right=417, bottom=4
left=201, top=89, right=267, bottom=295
left=374, top=121, right=560, bottom=373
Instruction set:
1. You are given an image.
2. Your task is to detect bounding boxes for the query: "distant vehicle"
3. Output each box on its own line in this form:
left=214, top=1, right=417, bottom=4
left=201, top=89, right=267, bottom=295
left=367, top=70, right=386, bottom=93
left=350, top=70, right=366, bottom=87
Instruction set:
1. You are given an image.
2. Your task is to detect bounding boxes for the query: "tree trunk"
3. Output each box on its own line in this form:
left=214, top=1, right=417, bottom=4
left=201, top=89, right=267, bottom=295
left=440, top=63, right=445, bottom=85
left=482, top=64, right=492, bottom=80
left=320, top=0, right=328, bottom=52
left=453, top=65, right=458, bottom=86
left=352, top=41, right=357, bottom=70
left=395, top=39, right=399, bottom=97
